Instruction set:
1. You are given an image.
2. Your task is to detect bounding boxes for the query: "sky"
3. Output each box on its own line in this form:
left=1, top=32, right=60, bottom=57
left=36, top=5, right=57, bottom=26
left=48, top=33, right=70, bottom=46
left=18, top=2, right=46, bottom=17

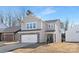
left=0, top=6, right=79, bottom=25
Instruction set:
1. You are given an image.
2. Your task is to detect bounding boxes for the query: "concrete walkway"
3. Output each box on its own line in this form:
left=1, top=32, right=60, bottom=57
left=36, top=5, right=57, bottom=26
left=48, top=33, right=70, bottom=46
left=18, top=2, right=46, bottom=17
left=0, top=43, right=37, bottom=53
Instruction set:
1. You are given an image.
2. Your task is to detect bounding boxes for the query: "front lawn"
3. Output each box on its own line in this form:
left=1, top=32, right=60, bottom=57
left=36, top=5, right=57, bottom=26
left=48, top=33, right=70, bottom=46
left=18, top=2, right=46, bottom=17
left=12, top=43, right=79, bottom=53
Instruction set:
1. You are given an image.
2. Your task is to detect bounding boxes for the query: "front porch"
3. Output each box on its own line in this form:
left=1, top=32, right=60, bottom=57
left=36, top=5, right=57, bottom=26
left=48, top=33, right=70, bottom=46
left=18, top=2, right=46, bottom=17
left=46, top=32, right=56, bottom=43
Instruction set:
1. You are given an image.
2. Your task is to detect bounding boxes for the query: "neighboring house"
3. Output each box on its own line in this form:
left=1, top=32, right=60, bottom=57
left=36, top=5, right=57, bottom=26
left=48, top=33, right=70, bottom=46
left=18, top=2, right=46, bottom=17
left=0, top=23, right=7, bottom=41
left=0, top=26, right=20, bottom=41
left=18, top=11, right=61, bottom=43
left=66, top=25, right=79, bottom=42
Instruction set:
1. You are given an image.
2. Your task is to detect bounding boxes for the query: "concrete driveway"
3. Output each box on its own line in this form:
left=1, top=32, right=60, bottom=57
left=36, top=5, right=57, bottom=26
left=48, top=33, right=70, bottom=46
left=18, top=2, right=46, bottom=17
left=0, top=43, right=37, bottom=53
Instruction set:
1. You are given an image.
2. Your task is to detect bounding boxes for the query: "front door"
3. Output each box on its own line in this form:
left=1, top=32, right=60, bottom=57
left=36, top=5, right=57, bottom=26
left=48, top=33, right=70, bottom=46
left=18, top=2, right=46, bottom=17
left=47, top=34, right=53, bottom=43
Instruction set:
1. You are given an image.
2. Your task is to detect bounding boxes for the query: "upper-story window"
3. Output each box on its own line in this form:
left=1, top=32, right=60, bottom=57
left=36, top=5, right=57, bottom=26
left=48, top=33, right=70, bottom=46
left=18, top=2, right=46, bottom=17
left=27, top=24, right=29, bottom=29
left=48, top=24, right=55, bottom=30
left=27, top=22, right=36, bottom=29
left=33, top=23, right=36, bottom=28
left=30, top=23, right=32, bottom=29
left=49, top=25, right=50, bottom=28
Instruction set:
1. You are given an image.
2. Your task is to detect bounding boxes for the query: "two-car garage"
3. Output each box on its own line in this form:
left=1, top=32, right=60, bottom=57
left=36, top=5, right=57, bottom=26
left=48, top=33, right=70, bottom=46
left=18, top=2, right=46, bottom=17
left=21, top=34, right=38, bottom=43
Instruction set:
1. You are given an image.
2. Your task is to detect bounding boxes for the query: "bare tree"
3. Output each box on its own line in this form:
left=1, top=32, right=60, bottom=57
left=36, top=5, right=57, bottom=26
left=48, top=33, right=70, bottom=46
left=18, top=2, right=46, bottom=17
left=5, top=16, right=8, bottom=26
left=0, top=7, right=27, bottom=27
left=64, top=20, right=69, bottom=31
left=0, top=11, right=4, bottom=24
left=13, top=11, right=21, bottom=27
left=12, top=9, right=26, bottom=27
left=8, top=11, right=12, bottom=27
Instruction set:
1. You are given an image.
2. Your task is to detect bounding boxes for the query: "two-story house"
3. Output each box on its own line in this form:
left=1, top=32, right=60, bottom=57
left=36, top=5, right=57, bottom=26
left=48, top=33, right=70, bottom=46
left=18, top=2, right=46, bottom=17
left=18, top=11, right=61, bottom=43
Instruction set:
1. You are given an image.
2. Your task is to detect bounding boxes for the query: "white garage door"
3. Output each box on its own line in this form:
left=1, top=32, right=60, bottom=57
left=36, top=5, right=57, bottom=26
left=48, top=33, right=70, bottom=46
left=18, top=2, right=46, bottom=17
left=21, top=34, right=38, bottom=43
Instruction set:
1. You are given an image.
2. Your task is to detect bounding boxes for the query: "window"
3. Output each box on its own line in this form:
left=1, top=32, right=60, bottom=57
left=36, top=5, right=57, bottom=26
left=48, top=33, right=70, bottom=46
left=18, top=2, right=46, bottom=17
left=49, top=25, right=50, bottom=28
left=48, top=24, right=55, bottom=30
left=49, top=24, right=52, bottom=29
left=30, top=23, right=32, bottom=29
left=27, top=22, right=36, bottom=29
left=27, top=24, right=29, bottom=29
left=33, top=23, right=36, bottom=28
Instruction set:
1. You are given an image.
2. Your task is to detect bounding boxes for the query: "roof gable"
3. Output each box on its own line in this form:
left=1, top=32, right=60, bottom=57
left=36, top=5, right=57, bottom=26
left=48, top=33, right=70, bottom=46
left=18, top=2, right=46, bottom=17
left=21, top=15, right=44, bottom=24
